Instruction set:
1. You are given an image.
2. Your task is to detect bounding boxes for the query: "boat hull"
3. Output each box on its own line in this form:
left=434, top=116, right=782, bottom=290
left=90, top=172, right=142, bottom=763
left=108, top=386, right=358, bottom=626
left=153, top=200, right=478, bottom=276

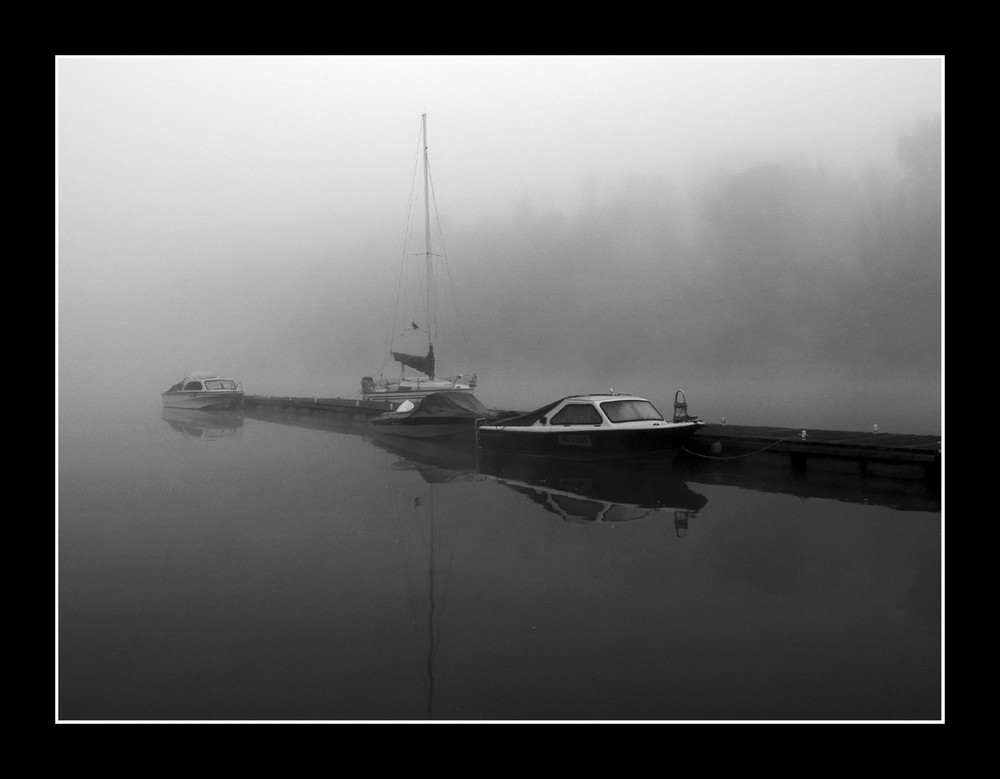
left=161, top=391, right=244, bottom=410
left=475, top=421, right=704, bottom=458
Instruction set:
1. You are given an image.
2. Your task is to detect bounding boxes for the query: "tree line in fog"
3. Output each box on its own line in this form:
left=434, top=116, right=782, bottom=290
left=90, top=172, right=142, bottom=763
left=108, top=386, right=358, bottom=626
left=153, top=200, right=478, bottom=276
left=450, top=116, right=941, bottom=381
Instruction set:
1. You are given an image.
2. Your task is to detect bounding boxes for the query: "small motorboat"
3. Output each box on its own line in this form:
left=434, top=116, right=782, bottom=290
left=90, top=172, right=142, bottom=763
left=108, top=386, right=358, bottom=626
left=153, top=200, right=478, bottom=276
left=474, top=391, right=705, bottom=458
left=161, top=372, right=244, bottom=410
left=369, top=391, right=498, bottom=441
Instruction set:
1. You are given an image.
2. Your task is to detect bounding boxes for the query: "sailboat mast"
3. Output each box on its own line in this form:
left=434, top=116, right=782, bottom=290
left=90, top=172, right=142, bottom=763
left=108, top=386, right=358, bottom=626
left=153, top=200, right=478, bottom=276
left=422, top=113, right=432, bottom=342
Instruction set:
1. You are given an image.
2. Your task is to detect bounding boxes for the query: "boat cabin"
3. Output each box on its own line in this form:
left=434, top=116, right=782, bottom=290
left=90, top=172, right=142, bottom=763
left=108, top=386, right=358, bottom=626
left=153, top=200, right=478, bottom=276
left=493, top=394, right=669, bottom=429
left=167, top=375, right=241, bottom=393
left=475, top=392, right=704, bottom=456
left=162, top=372, right=244, bottom=409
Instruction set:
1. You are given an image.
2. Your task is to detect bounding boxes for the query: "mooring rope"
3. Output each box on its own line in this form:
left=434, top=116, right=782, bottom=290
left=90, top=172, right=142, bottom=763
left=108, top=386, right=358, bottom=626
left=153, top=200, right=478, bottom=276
left=681, top=436, right=800, bottom=461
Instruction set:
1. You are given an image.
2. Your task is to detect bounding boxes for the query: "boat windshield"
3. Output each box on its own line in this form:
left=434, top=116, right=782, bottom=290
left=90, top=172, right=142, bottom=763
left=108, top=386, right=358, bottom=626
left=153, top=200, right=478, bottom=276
left=204, top=379, right=237, bottom=390
left=550, top=403, right=604, bottom=425
left=600, top=399, right=663, bottom=423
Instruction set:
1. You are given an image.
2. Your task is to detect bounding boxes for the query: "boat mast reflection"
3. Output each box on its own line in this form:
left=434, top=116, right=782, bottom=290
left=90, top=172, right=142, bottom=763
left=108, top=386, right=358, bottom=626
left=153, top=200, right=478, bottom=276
left=384, top=440, right=463, bottom=717
left=239, top=407, right=711, bottom=715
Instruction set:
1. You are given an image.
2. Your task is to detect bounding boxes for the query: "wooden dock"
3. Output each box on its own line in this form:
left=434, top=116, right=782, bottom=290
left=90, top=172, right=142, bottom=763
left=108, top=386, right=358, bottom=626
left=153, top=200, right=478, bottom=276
left=243, top=394, right=394, bottom=416
left=684, top=423, right=941, bottom=482
left=241, top=396, right=941, bottom=484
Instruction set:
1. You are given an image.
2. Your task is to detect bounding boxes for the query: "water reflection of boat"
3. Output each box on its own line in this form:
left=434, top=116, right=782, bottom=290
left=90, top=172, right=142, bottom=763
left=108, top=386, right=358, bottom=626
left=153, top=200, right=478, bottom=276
left=366, top=432, right=709, bottom=527
left=370, top=433, right=480, bottom=485
left=161, top=407, right=245, bottom=439
left=476, top=450, right=708, bottom=526
left=239, top=400, right=710, bottom=526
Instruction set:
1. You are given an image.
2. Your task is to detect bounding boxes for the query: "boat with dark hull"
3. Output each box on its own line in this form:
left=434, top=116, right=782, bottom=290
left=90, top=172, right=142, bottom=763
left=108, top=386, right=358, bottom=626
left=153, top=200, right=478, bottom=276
left=475, top=391, right=704, bottom=458
left=369, top=391, right=499, bottom=441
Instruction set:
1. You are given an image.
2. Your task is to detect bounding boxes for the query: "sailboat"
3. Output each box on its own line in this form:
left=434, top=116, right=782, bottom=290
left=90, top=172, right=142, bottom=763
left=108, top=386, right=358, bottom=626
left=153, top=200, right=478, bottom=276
left=361, top=114, right=478, bottom=402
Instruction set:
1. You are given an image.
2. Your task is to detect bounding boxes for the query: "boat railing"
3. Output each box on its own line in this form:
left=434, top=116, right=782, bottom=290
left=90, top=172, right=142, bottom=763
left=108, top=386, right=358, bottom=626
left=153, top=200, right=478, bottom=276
left=673, top=390, right=689, bottom=422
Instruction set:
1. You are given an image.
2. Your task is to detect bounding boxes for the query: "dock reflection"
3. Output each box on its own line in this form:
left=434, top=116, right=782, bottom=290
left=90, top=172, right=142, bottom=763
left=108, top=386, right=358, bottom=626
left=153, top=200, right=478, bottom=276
left=674, top=452, right=940, bottom=513
left=238, top=403, right=938, bottom=513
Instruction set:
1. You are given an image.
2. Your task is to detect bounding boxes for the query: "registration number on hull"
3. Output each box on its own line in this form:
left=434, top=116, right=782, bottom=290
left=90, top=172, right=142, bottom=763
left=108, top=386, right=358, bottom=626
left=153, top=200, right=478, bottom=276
left=557, top=434, right=592, bottom=448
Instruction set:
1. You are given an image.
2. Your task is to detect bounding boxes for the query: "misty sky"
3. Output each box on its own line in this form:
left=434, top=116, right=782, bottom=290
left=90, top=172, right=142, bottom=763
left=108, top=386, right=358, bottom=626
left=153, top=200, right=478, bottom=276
left=56, top=55, right=943, bottom=433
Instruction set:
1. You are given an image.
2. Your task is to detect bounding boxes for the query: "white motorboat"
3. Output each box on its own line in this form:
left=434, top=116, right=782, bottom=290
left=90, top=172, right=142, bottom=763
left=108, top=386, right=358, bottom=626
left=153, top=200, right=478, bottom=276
left=475, top=391, right=705, bottom=458
left=161, top=372, right=244, bottom=410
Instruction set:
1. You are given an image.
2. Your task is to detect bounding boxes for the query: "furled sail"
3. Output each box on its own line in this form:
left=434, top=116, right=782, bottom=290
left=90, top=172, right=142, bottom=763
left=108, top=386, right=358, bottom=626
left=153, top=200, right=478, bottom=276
left=392, top=344, right=435, bottom=377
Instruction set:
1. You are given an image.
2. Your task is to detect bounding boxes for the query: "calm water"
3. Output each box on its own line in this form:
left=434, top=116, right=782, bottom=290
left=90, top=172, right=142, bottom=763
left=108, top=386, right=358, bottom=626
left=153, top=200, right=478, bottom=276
left=57, top=401, right=942, bottom=722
